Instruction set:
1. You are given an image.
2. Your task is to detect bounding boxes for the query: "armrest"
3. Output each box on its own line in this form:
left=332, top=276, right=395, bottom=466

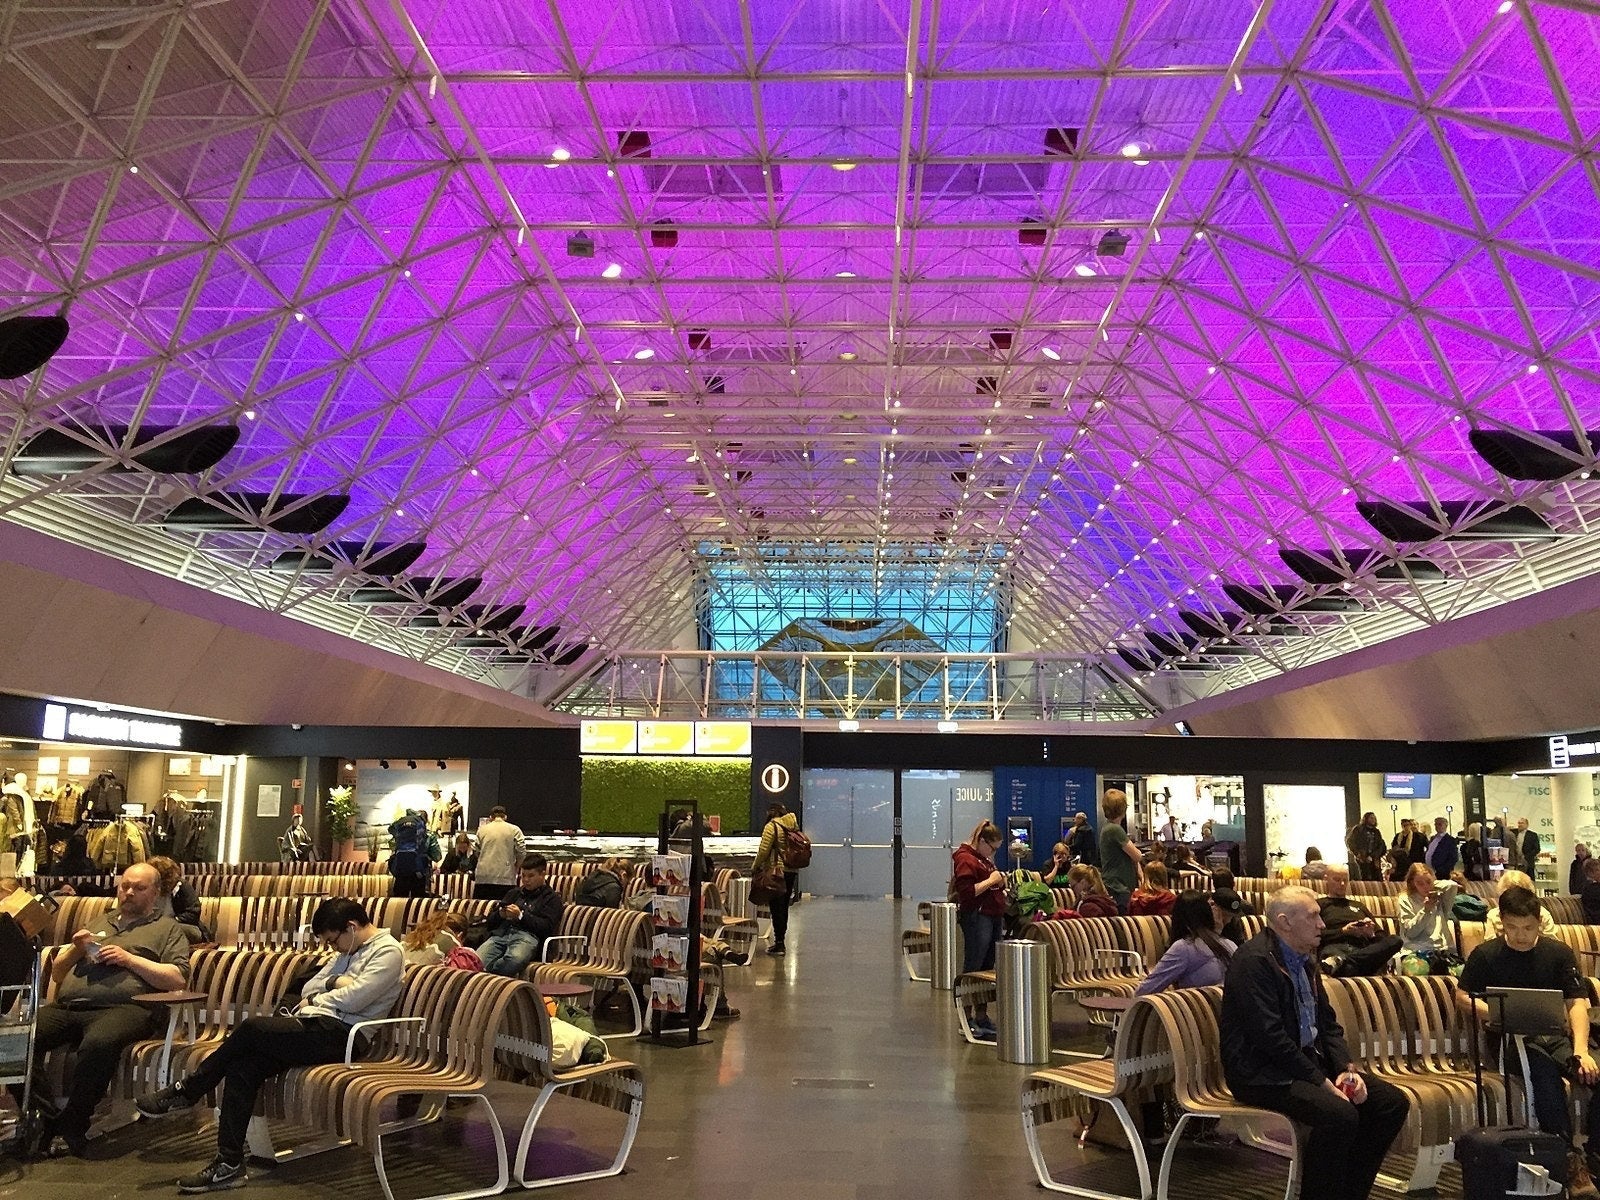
left=543, top=935, right=588, bottom=963
left=344, top=1015, right=426, bottom=1065
left=1094, top=949, right=1147, bottom=975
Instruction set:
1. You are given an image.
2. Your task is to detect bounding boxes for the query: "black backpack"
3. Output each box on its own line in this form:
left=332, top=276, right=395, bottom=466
left=388, top=814, right=429, bottom=878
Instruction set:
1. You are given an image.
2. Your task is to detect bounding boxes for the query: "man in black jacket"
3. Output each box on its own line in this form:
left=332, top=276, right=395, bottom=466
left=1221, top=886, right=1408, bottom=1200
left=1317, top=865, right=1402, bottom=977
left=478, top=854, right=564, bottom=977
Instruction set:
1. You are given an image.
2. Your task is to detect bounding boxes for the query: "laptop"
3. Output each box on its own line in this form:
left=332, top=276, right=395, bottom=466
left=1483, top=987, right=1570, bottom=1038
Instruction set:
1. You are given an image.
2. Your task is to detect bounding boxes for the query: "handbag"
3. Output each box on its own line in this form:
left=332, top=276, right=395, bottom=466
left=749, top=865, right=787, bottom=906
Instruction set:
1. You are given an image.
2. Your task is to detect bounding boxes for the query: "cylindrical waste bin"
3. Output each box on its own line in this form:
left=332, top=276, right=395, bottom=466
left=725, top=875, right=750, bottom=919
left=929, top=902, right=961, bottom=991
left=995, top=938, right=1051, bottom=1065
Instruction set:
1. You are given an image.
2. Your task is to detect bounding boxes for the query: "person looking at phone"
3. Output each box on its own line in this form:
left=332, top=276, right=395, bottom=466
left=15, top=862, right=190, bottom=1158
left=477, top=853, right=563, bottom=977
left=950, top=820, right=1007, bottom=1038
left=1396, top=863, right=1457, bottom=957
left=1220, top=886, right=1409, bottom=1200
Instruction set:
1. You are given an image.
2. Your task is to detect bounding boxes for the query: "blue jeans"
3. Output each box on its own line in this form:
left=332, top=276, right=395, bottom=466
left=478, top=928, right=538, bottom=977
left=958, top=908, right=1002, bottom=973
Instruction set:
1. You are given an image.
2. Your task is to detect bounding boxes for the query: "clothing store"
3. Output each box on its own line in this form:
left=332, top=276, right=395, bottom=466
left=0, top=696, right=230, bottom=875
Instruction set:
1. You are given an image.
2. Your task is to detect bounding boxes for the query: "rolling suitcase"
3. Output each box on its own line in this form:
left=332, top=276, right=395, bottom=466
left=1457, top=993, right=1568, bottom=1200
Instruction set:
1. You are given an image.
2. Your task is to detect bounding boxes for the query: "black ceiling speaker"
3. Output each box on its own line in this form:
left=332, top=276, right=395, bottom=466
left=1470, top=428, right=1595, bottom=481
left=1357, top=499, right=1557, bottom=542
left=163, top=491, right=349, bottom=534
left=0, top=313, right=69, bottom=379
left=11, top=423, right=238, bottom=476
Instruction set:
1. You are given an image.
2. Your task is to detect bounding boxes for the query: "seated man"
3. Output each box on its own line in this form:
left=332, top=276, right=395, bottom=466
left=478, top=853, right=563, bottom=977
left=136, top=898, right=402, bottom=1193
left=1581, top=856, right=1600, bottom=925
left=1221, top=886, right=1409, bottom=1200
left=1456, top=886, right=1600, bottom=1199
left=1317, top=865, right=1402, bottom=976
left=18, top=862, right=190, bottom=1157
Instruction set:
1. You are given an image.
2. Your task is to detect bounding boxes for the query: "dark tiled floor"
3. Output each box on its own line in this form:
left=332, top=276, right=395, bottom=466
left=1, top=899, right=1448, bottom=1199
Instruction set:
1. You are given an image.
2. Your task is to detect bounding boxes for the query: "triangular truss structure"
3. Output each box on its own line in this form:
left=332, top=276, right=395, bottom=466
left=1, top=0, right=1597, bottom=717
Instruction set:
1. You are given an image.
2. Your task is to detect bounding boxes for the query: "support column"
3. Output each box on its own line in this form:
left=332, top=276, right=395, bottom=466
left=1551, top=772, right=1588, bottom=892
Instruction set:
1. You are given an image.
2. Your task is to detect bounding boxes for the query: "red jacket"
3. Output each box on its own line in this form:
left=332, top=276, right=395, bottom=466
left=1129, top=888, right=1176, bottom=917
left=1074, top=892, right=1118, bottom=919
left=951, top=844, right=1007, bottom=916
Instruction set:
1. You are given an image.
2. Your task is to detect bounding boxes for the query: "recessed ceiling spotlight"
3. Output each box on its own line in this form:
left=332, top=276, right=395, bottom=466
left=551, top=146, right=571, bottom=161
left=831, top=161, right=857, bottom=171
left=1042, top=346, right=1061, bottom=360
left=835, top=267, right=857, bottom=278
left=1073, top=262, right=1098, bottom=278
left=601, top=262, right=623, bottom=279
left=634, top=348, right=655, bottom=360
left=243, top=409, right=256, bottom=421
left=1526, top=363, right=1540, bottom=375
left=1496, top=0, right=1513, bottom=11
left=838, top=349, right=858, bottom=361
left=1120, top=141, right=1143, bottom=158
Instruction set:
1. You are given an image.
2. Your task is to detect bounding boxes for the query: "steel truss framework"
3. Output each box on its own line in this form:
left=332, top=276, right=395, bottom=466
left=554, top=651, right=1155, bottom=724
left=1, top=0, right=1598, bottom=717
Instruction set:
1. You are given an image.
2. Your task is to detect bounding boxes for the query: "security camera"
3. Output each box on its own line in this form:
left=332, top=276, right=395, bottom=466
left=291, top=724, right=303, bottom=731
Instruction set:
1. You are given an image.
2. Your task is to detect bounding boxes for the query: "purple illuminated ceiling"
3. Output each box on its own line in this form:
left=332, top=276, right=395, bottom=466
left=0, top=0, right=1596, bottom=706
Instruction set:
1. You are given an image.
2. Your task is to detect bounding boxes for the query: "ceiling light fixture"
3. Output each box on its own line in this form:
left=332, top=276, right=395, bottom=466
left=633, top=348, right=655, bottom=360
left=1073, top=262, right=1098, bottom=278
left=838, top=719, right=860, bottom=732
left=1042, top=346, right=1061, bottom=360
left=551, top=146, right=571, bottom=161
left=379, top=759, right=390, bottom=770
left=831, top=161, right=856, bottom=171
left=407, top=759, right=417, bottom=770
left=601, top=262, right=623, bottom=279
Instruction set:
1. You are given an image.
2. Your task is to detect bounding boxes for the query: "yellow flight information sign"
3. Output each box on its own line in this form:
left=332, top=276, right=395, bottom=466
left=580, top=720, right=638, bottom=754
left=638, top=721, right=695, bottom=755
left=694, top=721, right=752, bottom=756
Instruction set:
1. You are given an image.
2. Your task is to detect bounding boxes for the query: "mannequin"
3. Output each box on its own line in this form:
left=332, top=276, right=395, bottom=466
left=445, top=791, right=464, bottom=836
left=0, top=771, right=34, bottom=873
left=281, top=813, right=313, bottom=863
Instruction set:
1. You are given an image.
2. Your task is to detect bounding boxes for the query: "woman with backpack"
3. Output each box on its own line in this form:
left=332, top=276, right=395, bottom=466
left=754, top=802, right=801, bottom=956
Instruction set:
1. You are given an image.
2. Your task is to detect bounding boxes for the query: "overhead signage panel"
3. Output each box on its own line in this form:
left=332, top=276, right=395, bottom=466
left=638, top=721, right=695, bottom=755
left=580, top=720, right=638, bottom=755
left=694, top=721, right=751, bottom=756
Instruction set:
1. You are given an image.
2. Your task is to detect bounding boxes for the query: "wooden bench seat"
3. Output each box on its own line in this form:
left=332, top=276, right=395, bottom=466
left=1021, top=991, right=1171, bottom=1198
left=532, top=908, right=652, bottom=1039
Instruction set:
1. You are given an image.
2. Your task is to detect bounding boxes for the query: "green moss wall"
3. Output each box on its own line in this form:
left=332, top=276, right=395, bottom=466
left=580, top=756, right=750, bottom=832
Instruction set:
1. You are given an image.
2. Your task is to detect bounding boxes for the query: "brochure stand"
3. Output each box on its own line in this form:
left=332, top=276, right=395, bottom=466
left=648, top=800, right=706, bottom=1047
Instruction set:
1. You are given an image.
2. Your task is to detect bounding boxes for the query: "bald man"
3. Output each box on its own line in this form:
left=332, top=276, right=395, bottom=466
left=1221, top=886, right=1408, bottom=1200
left=19, top=863, right=191, bottom=1157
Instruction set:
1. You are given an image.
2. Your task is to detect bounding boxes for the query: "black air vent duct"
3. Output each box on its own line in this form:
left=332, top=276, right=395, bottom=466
left=507, top=625, right=559, bottom=651
left=1223, top=582, right=1366, bottom=615
left=1145, top=631, right=1253, bottom=659
left=1357, top=499, right=1557, bottom=542
left=13, top=424, right=239, bottom=477
left=1280, top=547, right=1447, bottom=585
left=0, top=313, right=69, bottom=379
left=1180, top=611, right=1307, bottom=639
left=164, top=491, right=348, bottom=534
left=1470, top=429, right=1594, bottom=481
left=356, top=577, right=480, bottom=607
left=409, top=604, right=526, bottom=632
left=267, top=541, right=426, bottom=577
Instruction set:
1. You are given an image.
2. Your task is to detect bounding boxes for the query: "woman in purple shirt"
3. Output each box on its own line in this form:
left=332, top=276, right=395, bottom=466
left=1135, top=890, right=1237, bottom=995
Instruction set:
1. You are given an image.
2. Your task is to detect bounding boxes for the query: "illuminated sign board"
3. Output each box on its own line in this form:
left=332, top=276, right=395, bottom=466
left=1549, top=733, right=1600, bottom=770
left=638, top=721, right=695, bottom=755
left=579, top=720, right=638, bottom=755
left=42, top=703, right=183, bottom=749
left=694, top=721, right=751, bottom=756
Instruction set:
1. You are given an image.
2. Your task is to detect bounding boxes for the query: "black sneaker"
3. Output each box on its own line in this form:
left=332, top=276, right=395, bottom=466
left=136, top=1083, right=196, bottom=1119
left=767, top=943, right=786, bottom=956
left=177, top=1158, right=247, bottom=1193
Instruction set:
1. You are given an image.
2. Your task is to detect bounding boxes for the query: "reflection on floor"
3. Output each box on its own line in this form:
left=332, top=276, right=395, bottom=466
left=3, top=898, right=1445, bottom=1199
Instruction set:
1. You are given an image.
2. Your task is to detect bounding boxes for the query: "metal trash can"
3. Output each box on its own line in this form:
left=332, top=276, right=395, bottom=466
left=725, top=875, right=750, bottom=919
left=995, top=938, right=1051, bottom=1065
left=929, top=902, right=961, bottom=991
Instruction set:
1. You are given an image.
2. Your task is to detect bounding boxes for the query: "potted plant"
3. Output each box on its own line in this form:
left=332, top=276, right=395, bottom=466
left=326, top=785, right=358, bottom=861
